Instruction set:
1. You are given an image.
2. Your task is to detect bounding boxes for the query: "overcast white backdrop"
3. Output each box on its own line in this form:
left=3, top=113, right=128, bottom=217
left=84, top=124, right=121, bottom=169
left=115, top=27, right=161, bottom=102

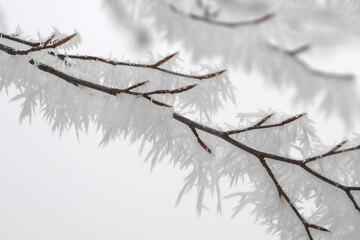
left=0, top=1, right=357, bottom=240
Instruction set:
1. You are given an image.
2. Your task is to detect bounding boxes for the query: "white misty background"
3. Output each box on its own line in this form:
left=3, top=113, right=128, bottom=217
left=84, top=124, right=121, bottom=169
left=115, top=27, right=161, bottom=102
left=1, top=1, right=360, bottom=240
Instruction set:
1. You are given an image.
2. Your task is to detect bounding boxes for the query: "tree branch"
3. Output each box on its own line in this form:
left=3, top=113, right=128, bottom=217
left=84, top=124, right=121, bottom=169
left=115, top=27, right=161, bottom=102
left=56, top=53, right=226, bottom=80
left=259, top=157, right=329, bottom=240
left=169, top=4, right=274, bottom=28
left=0, top=33, right=76, bottom=55
left=190, top=126, right=212, bottom=154
left=125, top=81, right=149, bottom=91
left=144, top=84, right=197, bottom=96
left=0, top=32, right=225, bottom=81
left=270, top=44, right=354, bottom=81
left=1, top=33, right=360, bottom=240
left=226, top=113, right=305, bottom=135
left=287, top=44, right=311, bottom=56
left=304, top=142, right=360, bottom=164
left=166, top=4, right=354, bottom=82
left=0, top=33, right=41, bottom=47
left=152, top=52, right=178, bottom=67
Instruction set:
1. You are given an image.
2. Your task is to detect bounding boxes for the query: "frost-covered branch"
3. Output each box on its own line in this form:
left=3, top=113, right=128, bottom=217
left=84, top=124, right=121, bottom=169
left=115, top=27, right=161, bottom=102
left=2, top=31, right=360, bottom=240
left=104, top=0, right=360, bottom=124
left=270, top=44, right=354, bottom=81
left=0, top=33, right=225, bottom=81
left=0, top=41, right=214, bottom=108
left=169, top=3, right=354, bottom=82
left=258, top=156, right=330, bottom=240
left=225, top=112, right=305, bottom=135
left=169, top=3, right=275, bottom=28
left=55, top=52, right=226, bottom=80
left=190, top=126, right=213, bottom=154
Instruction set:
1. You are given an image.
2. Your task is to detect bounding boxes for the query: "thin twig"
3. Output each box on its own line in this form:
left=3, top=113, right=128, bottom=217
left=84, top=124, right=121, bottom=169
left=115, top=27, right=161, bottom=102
left=152, top=52, right=178, bottom=67
left=226, top=113, right=305, bottom=135
left=255, top=113, right=274, bottom=126
left=271, top=44, right=354, bottom=81
left=287, top=44, right=311, bottom=56
left=328, top=140, right=348, bottom=153
left=58, top=53, right=226, bottom=80
left=125, top=81, right=149, bottom=91
left=190, top=126, right=212, bottom=154
left=2, top=33, right=77, bottom=55
left=0, top=33, right=41, bottom=47
left=43, top=34, right=55, bottom=47
left=304, top=142, right=360, bottom=164
left=145, top=84, right=197, bottom=95
left=170, top=4, right=274, bottom=27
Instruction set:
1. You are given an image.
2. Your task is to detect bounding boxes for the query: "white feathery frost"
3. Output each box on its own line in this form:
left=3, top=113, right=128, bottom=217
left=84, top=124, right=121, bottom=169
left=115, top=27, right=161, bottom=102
left=2, top=25, right=360, bottom=240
